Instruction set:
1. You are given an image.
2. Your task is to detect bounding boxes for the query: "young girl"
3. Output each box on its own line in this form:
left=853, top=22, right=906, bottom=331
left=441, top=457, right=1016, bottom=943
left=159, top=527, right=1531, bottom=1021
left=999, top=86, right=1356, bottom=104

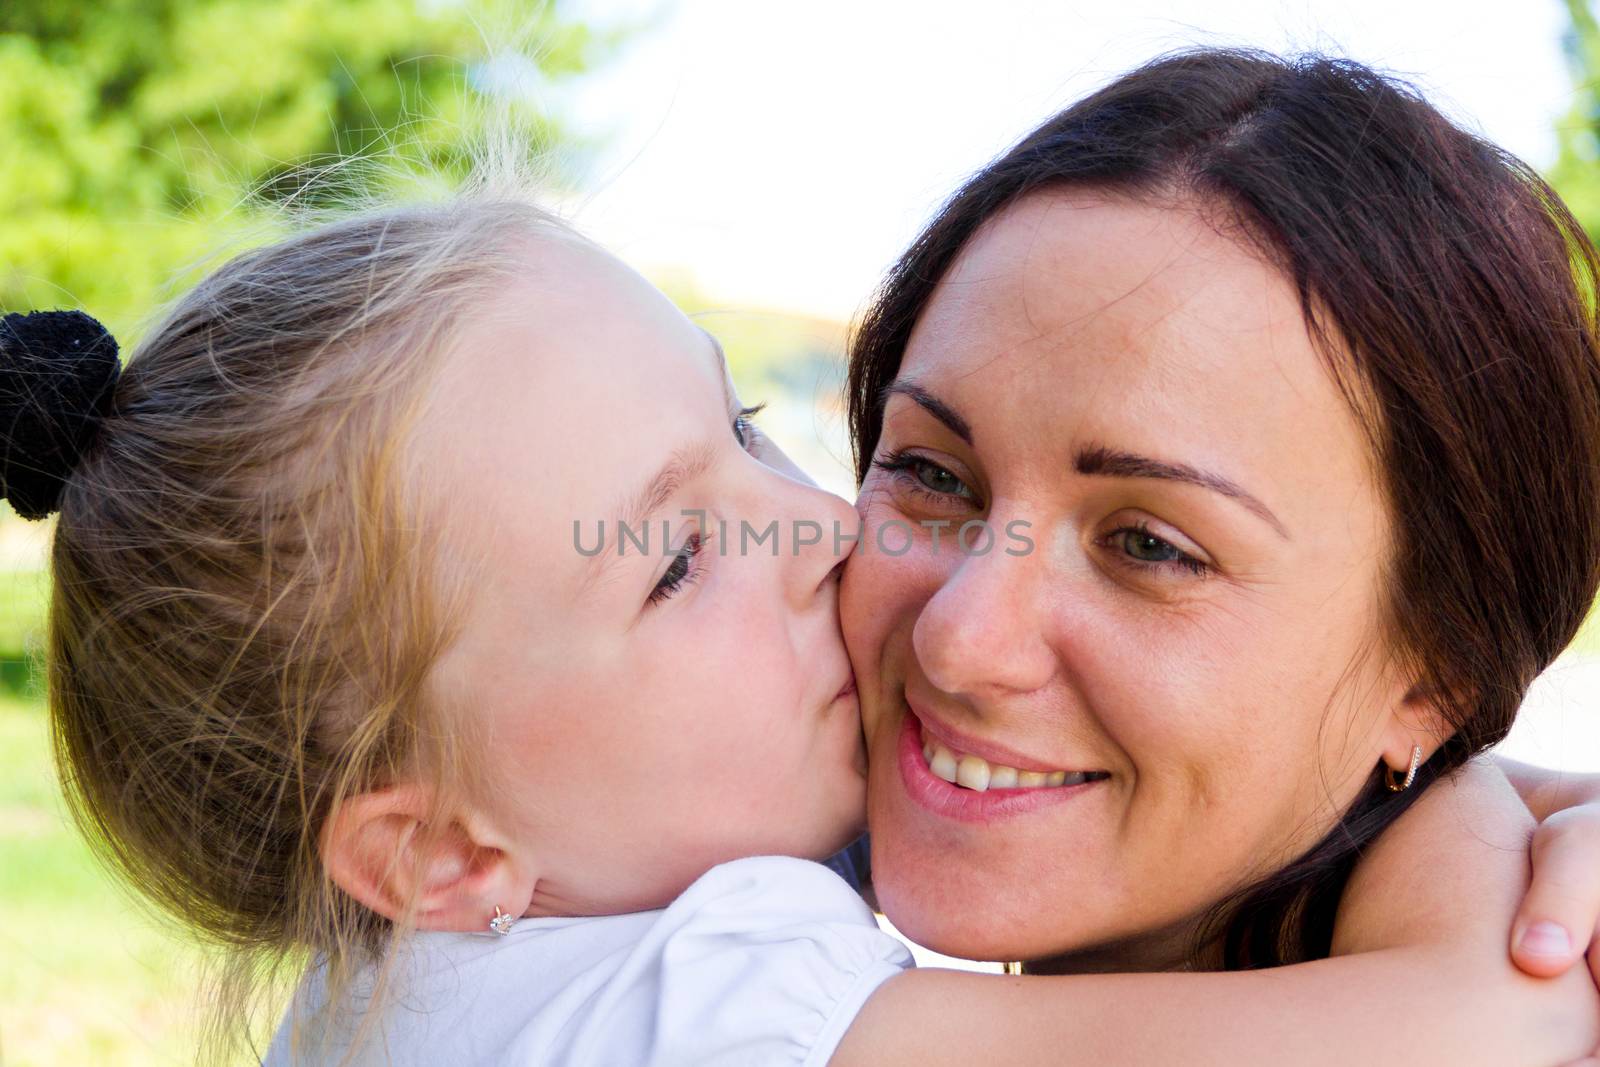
left=16, top=178, right=1600, bottom=1064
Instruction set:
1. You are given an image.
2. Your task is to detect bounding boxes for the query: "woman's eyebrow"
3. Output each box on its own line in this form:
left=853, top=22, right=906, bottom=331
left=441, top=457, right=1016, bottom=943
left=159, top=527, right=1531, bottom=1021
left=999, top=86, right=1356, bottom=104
left=1075, top=444, right=1289, bottom=540
left=881, top=380, right=973, bottom=444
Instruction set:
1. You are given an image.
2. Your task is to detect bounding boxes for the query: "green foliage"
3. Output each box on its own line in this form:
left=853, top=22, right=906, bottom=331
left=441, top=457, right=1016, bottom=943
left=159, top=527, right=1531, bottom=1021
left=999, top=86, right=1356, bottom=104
left=0, top=0, right=615, bottom=346
left=1552, top=0, right=1600, bottom=235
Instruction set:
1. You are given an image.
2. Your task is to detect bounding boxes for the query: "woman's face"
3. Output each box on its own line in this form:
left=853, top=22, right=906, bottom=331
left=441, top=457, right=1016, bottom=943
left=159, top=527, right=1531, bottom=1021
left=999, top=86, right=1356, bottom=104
left=842, top=189, right=1427, bottom=967
left=420, top=232, right=866, bottom=917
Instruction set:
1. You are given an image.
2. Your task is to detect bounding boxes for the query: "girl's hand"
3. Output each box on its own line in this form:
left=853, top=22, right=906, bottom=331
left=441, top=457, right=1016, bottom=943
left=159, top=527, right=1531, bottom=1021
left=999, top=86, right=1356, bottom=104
left=1497, top=755, right=1600, bottom=983
left=1527, top=809, right=1600, bottom=1067
left=1514, top=802, right=1600, bottom=983
left=1497, top=758, right=1600, bottom=1067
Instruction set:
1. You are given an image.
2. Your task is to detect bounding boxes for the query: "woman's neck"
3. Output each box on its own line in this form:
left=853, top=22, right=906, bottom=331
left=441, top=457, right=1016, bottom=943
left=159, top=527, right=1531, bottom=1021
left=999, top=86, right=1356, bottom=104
left=1021, top=913, right=1222, bottom=975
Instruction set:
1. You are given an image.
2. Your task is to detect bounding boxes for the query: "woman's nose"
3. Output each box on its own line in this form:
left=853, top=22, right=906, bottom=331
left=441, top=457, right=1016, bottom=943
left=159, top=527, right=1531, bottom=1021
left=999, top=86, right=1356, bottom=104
left=911, top=544, right=1058, bottom=697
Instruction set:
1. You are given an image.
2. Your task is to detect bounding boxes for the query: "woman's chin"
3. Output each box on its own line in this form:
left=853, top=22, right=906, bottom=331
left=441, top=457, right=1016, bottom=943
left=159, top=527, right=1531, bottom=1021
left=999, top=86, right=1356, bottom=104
left=869, top=844, right=1088, bottom=962
left=878, top=890, right=1082, bottom=963
left=876, top=873, right=1178, bottom=968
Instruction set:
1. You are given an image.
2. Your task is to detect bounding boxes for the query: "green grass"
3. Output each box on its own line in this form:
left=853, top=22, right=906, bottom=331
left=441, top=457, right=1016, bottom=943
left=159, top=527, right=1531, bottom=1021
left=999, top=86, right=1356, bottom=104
left=0, top=564, right=281, bottom=1064
left=0, top=564, right=215, bottom=1064
left=0, top=694, right=221, bottom=1065
left=0, top=569, right=49, bottom=699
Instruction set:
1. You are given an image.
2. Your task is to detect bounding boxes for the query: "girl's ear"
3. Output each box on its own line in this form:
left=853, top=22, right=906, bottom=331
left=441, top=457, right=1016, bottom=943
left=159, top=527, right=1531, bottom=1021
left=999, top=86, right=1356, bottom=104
left=319, top=784, right=534, bottom=932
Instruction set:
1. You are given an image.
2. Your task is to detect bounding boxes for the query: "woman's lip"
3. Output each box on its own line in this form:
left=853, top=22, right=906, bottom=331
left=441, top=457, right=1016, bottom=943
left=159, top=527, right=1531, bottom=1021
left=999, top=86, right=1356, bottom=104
left=895, top=711, right=1104, bottom=824
left=834, top=677, right=857, bottom=702
left=907, top=692, right=1097, bottom=775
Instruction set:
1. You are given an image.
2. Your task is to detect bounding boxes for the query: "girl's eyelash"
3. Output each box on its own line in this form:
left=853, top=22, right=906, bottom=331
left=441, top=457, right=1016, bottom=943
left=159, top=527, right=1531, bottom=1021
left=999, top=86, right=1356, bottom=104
left=1104, top=521, right=1210, bottom=577
left=733, top=403, right=767, bottom=452
left=648, top=531, right=704, bottom=605
left=648, top=398, right=759, bottom=608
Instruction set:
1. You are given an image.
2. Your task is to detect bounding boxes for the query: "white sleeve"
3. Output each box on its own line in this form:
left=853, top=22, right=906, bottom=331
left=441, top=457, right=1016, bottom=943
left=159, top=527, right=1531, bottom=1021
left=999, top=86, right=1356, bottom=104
left=562, top=855, right=914, bottom=1067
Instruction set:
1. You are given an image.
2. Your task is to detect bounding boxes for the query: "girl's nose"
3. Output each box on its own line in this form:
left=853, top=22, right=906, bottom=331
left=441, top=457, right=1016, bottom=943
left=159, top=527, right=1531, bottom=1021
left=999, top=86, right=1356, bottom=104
left=776, top=479, right=860, bottom=611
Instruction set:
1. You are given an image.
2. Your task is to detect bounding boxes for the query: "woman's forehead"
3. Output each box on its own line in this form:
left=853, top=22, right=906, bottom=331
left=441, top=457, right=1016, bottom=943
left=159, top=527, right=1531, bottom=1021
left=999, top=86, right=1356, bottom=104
left=897, top=190, right=1379, bottom=531
left=921, top=192, right=1295, bottom=357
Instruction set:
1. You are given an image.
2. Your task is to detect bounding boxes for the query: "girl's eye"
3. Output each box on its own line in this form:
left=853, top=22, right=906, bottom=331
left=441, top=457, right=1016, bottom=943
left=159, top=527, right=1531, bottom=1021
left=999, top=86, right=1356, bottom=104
left=648, top=532, right=704, bottom=605
left=733, top=403, right=767, bottom=452
left=1106, top=524, right=1209, bottom=577
left=872, top=449, right=978, bottom=502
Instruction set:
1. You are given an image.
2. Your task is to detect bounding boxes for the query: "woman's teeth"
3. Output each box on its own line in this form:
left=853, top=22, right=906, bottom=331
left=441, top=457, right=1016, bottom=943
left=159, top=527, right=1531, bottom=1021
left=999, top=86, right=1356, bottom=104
left=921, top=736, right=1106, bottom=792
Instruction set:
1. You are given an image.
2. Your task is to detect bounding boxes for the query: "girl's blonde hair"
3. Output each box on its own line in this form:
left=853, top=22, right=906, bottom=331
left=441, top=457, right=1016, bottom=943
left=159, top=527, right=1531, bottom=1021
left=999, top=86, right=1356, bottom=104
left=46, top=158, right=561, bottom=1060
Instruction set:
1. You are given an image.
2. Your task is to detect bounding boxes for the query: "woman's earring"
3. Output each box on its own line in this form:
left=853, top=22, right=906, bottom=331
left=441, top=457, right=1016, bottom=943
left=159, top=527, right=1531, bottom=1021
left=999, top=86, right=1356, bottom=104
left=1385, top=745, right=1424, bottom=792
left=489, top=905, right=516, bottom=936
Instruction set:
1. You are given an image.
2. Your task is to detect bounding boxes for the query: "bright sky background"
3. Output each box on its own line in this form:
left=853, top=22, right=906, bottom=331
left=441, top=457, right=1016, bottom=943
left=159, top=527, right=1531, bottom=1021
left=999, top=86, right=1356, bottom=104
left=560, top=0, right=1577, bottom=321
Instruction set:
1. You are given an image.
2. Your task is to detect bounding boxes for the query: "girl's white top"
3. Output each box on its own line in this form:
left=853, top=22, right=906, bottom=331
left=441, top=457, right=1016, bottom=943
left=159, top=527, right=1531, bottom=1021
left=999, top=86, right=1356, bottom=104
left=262, top=855, right=913, bottom=1066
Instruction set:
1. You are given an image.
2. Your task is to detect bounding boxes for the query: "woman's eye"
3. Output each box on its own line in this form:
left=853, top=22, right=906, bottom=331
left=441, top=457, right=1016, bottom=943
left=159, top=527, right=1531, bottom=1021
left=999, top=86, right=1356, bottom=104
left=1107, top=525, right=1208, bottom=576
left=1121, top=528, right=1181, bottom=562
left=914, top=462, right=964, bottom=495
left=872, top=450, right=978, bottom=502
left=733, top=403, right=766, bottom=452
left=648, top=532, right=703, bottom=605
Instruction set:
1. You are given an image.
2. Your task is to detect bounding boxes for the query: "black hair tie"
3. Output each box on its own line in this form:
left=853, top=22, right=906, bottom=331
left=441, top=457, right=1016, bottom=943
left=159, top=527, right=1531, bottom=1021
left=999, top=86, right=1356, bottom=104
left=0, top=310, right=121, bottom=520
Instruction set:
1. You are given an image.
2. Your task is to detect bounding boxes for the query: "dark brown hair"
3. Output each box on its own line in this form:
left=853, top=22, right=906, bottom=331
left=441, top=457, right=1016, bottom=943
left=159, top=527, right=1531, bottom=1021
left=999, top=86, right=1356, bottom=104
left=847, top=48, right=1600, bottom=968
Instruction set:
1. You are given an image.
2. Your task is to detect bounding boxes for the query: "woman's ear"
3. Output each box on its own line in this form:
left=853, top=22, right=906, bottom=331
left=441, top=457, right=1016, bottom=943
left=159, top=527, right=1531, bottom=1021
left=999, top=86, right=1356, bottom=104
left=1379, top=681, right=1455, bottom=780
left=319, top=784, right=535, bottom=932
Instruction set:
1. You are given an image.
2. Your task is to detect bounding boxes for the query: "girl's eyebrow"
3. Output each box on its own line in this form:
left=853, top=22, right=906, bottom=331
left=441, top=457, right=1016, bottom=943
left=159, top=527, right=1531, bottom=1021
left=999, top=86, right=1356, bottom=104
left=616, top=439, right=720, bottom=536
left=580, top=439, right=720, bottom=597
left=1075, top=443, right=1290, bottom=540
left=580, top=333, right=729, bottom=593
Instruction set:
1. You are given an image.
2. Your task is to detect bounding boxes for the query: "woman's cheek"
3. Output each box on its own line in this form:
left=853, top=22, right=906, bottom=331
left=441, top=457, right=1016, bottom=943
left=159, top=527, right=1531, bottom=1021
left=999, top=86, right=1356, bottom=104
left=847, top=532, right=964, bottom=737
left=842, top=497, right=957, bottom=652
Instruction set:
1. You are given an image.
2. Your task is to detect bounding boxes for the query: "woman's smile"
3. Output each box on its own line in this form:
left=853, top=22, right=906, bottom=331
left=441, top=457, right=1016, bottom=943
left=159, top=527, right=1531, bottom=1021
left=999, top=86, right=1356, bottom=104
left=895, top=707, right=1112, bottom=824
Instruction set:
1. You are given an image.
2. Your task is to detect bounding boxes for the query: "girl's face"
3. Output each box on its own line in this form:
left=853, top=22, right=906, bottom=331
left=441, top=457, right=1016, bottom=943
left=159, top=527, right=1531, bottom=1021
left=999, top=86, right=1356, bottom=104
left=420, top=233, right=866, bottom=916
left=842, top=190, right=1425, bottom=967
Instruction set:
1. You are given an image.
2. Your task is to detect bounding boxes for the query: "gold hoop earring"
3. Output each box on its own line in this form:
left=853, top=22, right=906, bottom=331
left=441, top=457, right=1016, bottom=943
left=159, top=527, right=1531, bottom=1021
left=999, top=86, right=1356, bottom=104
left=1385, top=745, right=1423, bottom=792
left=489, top=905, right=516, bottom=936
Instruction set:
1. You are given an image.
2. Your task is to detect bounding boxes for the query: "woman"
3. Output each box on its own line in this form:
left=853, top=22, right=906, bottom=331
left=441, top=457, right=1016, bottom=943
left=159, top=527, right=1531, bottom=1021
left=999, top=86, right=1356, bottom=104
left=840, top=45, right=1600, bottom=1003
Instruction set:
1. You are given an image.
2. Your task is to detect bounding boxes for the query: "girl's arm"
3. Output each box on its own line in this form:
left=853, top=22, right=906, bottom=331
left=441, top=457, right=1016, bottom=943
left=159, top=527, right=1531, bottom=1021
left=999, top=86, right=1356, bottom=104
left=833, top=758, right=1599, bottom=1067
left=1499, top=756, right=1600, bottom=981
left=1500, top=756, right=1600, bottom=821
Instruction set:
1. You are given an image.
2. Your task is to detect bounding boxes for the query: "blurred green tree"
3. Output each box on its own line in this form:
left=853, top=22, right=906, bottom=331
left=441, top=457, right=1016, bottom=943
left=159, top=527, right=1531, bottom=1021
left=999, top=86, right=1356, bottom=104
left=0, top=0, right=617, bottom=344
left=1554, top=0, right=1600, bottom=235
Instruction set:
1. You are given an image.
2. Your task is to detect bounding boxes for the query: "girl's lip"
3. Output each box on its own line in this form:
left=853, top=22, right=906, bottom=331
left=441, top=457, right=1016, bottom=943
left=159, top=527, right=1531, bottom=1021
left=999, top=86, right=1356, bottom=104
left=895, top=709, right=1104, bottom=824
left=835, top=677, right=857, bottom=702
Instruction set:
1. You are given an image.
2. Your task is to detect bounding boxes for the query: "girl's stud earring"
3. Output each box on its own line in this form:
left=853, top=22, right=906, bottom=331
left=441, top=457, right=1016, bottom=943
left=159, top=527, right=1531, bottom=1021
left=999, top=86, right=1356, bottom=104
left=489, top=906, right=516, bottom=936
left=1385, top=744, right=1424, bottom=792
